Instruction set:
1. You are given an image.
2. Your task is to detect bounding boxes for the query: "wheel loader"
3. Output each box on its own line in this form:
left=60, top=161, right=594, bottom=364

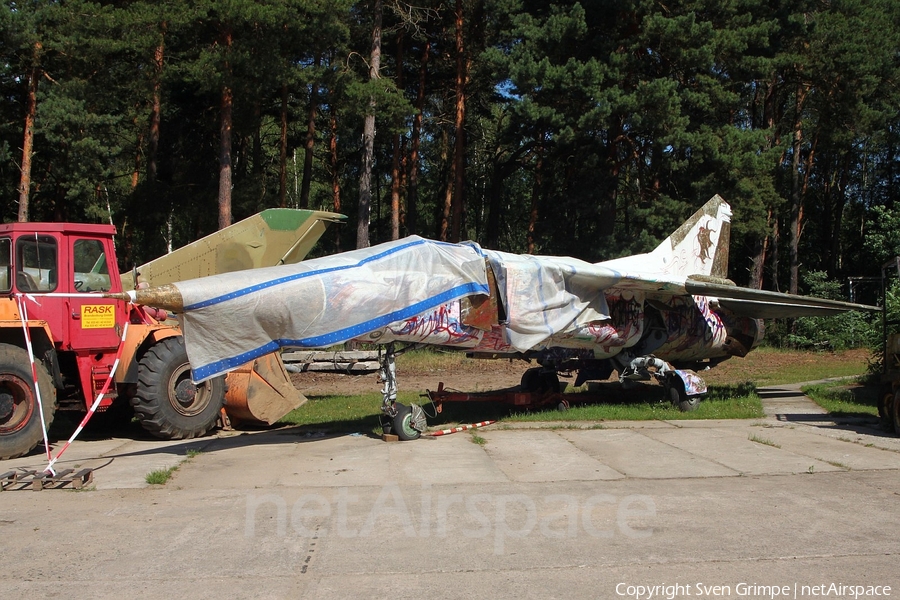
left=0, top=209, right=345, bottom=459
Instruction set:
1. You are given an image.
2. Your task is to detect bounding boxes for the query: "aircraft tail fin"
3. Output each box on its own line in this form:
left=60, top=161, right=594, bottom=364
left=650, top=194, right=731, bottom=279
left=598, top=195, right=732, bottom=280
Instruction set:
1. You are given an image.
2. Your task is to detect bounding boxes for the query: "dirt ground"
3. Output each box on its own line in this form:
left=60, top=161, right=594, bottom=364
left=289, top=347, right=874, bottom=398
left=290, top=357, right=528, bottom=397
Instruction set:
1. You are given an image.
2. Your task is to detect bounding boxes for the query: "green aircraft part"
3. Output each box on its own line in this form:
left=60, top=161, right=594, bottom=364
left=121, top=209, right=346, bottom=290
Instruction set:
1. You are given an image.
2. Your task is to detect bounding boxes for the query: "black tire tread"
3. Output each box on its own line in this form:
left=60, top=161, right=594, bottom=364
left=0, top=344, right=57, bottom=460
left=130, top=336, right=224, bottom=440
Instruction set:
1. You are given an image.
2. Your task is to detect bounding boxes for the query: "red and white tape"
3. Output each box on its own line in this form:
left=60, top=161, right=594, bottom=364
left=15, top=292, right=130, bottom=475
left=45, top=315, right=129, bottom=475
left=425, top=420, right=497, bottom=437
left=15, top=294, right=52, bottom=461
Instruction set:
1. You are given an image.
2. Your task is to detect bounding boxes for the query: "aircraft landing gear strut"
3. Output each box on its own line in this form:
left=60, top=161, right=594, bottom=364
left=379, top=344, right=427, bottom=440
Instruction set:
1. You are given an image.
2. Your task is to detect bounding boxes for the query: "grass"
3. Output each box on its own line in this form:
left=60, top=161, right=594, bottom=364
left=145, top=466, right=178, bottom=485
left=280, top=392, right=406, bottom=433
left=748, top=433, right=780, bottom=448
left=825, top=460, right=850, bottom=470
left=278, top=347, right=873, bottom=433
left=144, top=448, right=204, bottom=485
left=279, top=382, right=764, bottom=432
left=802, top=379, right=881, bottom=418
left=503, top=383, right=763, bottom=422
left=396, top=348, right=472, bottom=372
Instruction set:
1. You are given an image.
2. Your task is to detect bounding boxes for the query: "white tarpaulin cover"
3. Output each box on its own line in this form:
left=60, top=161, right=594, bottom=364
left=177, top=237, right=489, bottom=381
left=357, top=250, right=628, bottom=353
left=483, top=251, right=621, bottom=351
left=176, top=236, right=638, bottom=382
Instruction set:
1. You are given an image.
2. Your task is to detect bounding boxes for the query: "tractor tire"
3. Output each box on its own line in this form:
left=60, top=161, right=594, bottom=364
left=131, top=336, right=225, bottom=440
left=0, top=344, right=57, bottom=460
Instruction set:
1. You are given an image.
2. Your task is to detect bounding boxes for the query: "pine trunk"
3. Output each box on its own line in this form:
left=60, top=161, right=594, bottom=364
left=148, top=24, right=165, bottom=184
left=300, top=55, right=320, bottom=209
left=789, top=84, right=807, bottom=295
left=17, top=43, right=41, bottom=223
left=450, top=0, right=466, bottom=243
left=389, top=32, right=404, bottom=241
left=357, top=0, right=382, bottom=249
left=218, top=83, right=234, bottom=229
left=330, top=104, right=342, bottom=252
left=279, top=84, right=288, bottom=207
left=218, top=28, right=234, bottom=230
left=407, top=40, right=430, bottom=237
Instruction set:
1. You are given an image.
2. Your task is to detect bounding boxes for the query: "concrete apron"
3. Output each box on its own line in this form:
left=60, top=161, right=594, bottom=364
left=1, top=384, right=898, bottom=599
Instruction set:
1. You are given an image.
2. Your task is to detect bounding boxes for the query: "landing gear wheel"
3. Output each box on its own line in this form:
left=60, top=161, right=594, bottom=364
left=0, top=344, right=57, bottom=460
left=878, top=384, right=894, bottom=429
left=392, top=403, right=421, bottom=441
left=131, top=336, right=225, bottom=440
left=669, top=378, right=699, bottom=412
left=521, top=368, right=560, bottom=394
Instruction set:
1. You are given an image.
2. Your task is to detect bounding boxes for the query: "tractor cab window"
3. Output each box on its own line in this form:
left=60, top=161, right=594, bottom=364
left=73, top=239, right=111, bottom=293
left=15, top=235, right=57, bottom=292
left=0, top=239, right=10, bottom=293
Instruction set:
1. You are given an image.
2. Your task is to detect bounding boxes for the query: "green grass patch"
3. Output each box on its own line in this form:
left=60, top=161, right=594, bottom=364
left=802, top=380, right=880, bottom=418
left=279, top=391, right=424, bottom=433
left=144, top=449, right=204, bottom=485
left=145, top=466, right=178, bottom=485
left=504, top=384, right=763, bottom=422
left=276, top=348, right=874, bottom=433
left=396, top=348, right=472, bottom=371
left=748, top=433, right=780, bottom=448
left=278, top=383, right=764, bottom=432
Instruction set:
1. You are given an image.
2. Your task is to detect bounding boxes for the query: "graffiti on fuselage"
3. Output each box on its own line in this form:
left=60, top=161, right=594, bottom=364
left=602, top=294, right=644, bottom=351
left=363, top=301, right=482, bottom=347
left=652, top=295, right=728, bottom=360
left=538, top=294, right=644, bottom=356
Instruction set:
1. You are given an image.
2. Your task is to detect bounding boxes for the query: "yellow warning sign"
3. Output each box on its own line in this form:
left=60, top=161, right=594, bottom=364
left=81, top=304, right=115, bottom=329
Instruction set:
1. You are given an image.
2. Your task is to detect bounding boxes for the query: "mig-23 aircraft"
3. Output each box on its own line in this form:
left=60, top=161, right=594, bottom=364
left=115, top=195, right=880, bottom=439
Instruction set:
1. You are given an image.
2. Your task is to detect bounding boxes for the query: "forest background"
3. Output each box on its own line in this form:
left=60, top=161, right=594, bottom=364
left=3, top=0, right=900, bottom=327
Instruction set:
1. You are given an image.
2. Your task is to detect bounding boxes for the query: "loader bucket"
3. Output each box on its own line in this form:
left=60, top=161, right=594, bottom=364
left=224, top=352, right=307, bottom=426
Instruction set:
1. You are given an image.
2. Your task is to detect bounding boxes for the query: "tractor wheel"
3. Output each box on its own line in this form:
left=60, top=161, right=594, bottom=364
left=131, top=336, right=225, bottom=440
left=392, top=404, right=421, bottom=441
left=0, top=344, right=57, bottom=460
left=669, top=378, right=699, bottom=412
